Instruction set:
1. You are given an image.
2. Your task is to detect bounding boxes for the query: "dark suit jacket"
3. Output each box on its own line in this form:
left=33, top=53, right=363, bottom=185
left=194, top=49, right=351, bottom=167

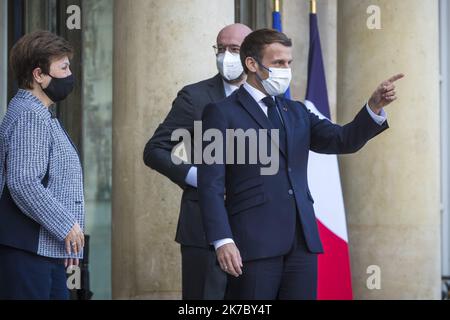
left=198, top=86, right=388, bottom=261
left=144, top=74, right=225, bottom=248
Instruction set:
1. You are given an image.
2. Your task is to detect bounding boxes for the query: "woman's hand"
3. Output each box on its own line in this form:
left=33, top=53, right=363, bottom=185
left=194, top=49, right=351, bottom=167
left=65, top=222, right=84, bottom=255
left=64, top=258, right=79, bottom=268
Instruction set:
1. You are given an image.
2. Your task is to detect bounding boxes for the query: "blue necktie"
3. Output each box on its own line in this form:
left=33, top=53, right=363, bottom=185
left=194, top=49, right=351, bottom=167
left=262, top=96, right=286, bottom=155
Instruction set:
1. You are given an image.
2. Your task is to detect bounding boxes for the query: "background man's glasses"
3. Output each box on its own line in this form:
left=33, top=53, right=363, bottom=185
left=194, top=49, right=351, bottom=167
left=213, top=45, right=241, bottom=55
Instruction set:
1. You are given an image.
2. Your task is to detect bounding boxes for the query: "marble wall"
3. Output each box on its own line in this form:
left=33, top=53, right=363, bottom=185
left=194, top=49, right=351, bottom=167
left=337, top=0, right=441, bottom=299
left=112, top=0, right=235, bottom=299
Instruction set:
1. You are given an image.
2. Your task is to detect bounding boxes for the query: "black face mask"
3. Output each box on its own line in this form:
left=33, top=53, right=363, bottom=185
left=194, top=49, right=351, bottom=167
left=42, top=74, right=75, bottom=103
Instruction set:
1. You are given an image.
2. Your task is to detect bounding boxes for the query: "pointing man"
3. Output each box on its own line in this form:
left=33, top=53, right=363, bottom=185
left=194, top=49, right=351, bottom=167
left=198, top=28, right=403, bottom=300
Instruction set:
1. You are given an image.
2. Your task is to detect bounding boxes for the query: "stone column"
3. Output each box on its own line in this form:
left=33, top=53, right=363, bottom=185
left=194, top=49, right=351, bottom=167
left=337, top=0, right=441, bottom=299
left=112, top=0, right=234, bottom=299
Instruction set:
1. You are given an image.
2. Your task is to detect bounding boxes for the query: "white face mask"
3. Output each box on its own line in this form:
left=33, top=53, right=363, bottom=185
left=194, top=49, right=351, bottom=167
left=257, top=63, right=292, bottom=96
left=216, top=50, right=244, bottom=81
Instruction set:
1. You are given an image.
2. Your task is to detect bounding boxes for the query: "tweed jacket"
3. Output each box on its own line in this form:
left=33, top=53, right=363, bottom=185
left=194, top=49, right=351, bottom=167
left=0, top=89, right=84, bottom=258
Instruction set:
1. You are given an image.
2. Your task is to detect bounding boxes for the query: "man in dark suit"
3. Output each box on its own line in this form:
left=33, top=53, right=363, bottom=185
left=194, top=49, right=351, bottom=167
left=198, top=29, right=403, bottom=300
left=143, top=23, right=252, bottom=300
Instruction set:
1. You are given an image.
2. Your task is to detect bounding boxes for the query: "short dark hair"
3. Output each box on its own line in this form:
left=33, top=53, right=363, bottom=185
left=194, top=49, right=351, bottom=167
left=10, top=30, right=74, bottom=89
left=240, top=28, right=292, bottom=73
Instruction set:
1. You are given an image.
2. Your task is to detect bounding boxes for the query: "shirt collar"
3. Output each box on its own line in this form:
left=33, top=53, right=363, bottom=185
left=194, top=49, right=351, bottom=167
left=222, top=80, right=239, bottom=97
left=243, top=82, right=271, bottom=104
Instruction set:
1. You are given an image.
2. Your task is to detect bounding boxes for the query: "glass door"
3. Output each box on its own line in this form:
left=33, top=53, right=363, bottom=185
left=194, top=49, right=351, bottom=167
left=81, top=0, right=113, bottom=300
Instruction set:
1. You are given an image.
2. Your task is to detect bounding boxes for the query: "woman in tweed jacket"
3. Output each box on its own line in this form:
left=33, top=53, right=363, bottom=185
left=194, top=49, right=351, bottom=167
left=0, top=31, right=85, bottom=300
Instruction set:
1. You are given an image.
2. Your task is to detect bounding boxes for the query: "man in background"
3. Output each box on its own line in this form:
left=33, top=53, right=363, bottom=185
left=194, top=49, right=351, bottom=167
left=143, top=23, right=252, bottom=300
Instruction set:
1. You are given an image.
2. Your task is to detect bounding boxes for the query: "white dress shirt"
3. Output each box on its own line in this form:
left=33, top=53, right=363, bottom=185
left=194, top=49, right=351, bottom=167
left=223, top=80, right=240, bottom=98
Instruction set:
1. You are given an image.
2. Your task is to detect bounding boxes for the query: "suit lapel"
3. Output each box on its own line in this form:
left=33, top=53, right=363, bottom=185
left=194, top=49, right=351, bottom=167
left=237, top=86, right=273, bottom=130
left=207, top=74, right=226, bottom=102
left=236, top=87, right=287, bottom=158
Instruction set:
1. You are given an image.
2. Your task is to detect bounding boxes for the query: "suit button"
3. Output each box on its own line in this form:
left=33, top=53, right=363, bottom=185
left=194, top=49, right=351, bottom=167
left=288, top=168, right=292, bottom=172
left=288, top=189, right=294, bottom=195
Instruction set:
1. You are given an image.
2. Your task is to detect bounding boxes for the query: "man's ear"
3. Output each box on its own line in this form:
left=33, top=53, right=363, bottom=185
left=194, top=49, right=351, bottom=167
left=245, top=57, right=258, bottom=73
left=32, top=67, right=45, bottom=85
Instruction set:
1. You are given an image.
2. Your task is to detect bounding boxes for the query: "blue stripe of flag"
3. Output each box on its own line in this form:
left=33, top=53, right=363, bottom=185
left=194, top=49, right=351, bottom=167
left=305, top=13, right=331, bottom=119
left=272, top=10, right=291, bottom=99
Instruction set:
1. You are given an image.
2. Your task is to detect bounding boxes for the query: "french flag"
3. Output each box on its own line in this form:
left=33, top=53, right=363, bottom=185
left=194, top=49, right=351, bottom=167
left=305, top=12, right=353, bottom=300
left=272, top=5, right=291, bottom=99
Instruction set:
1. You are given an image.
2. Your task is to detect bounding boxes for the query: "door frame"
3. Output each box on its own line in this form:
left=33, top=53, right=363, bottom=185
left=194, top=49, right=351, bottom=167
left=440, top=0, right=449, bottom=279
left=0, top=0, right=7, bottom=117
